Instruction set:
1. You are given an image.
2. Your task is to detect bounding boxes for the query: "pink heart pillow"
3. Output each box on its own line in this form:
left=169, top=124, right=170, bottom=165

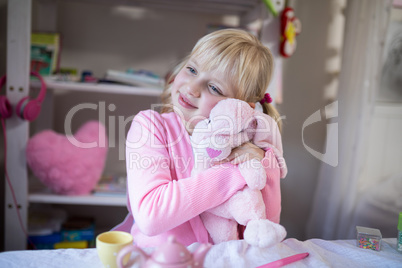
left=27, top=121, right=108, bottom=195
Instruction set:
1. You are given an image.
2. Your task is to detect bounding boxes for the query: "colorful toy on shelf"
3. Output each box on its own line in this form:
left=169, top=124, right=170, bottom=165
left=280, top=7, right=302, bottom=57
left=262, top=0, right=285, bottom=17
left=26, top=121, right=108, bottom=195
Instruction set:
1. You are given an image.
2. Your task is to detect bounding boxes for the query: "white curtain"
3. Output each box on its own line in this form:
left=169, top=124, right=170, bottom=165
left=307, top=0, right=391, bottom=240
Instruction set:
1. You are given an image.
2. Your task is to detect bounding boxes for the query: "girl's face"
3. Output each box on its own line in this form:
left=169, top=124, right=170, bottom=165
left=171, top=56, right=237, bottom=134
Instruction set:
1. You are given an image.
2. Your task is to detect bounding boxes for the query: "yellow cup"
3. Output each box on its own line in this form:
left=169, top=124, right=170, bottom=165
left=96, top=231, right=133, bottom=268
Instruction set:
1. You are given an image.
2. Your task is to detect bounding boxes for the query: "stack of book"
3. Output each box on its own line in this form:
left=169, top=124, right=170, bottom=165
left=104, top=69, right=164, bottom=89
left=93, top=175, right=127, bottom=196
left=57, top=217, right=95, bottom=249
left=30, top=32, right=61, bottom=76
left=28, top=213, right=95, bottom=249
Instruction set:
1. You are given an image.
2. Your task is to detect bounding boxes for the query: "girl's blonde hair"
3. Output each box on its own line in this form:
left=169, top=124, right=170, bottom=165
left=161, top=28, right=282, bottom=131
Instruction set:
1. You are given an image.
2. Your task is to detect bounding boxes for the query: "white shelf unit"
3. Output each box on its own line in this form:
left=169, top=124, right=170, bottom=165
left=32, top=79, right=163, bottom=96
left=29, top=191, right=126, bottom=207
left=5, top=1, right=166, bottom=248
left=26, top=80, right=159, bottom=209
left=4, top=0, right=276, bottom=251
left=64, top=0, right=261, bottom=16
left=27, top=80, right=159, bottom=209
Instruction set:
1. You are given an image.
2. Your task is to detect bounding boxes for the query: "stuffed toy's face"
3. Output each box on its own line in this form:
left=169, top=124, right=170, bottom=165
left=192, top=99, right=256, bottom=162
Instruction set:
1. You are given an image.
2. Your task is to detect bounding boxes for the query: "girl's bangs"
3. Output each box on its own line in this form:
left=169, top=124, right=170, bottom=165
left=191, top=45, right=241, bottom=88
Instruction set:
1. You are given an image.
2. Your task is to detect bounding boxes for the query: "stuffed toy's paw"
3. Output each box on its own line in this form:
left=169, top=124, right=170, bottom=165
left=239, top=159, right=266, bottom=190
left=26, top=121, right=108, bottom=195
left=243, top=219, right=287, bottom=248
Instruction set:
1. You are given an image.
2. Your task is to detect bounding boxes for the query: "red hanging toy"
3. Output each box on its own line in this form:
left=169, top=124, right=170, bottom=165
left=280, top=7, right=302, bottom=57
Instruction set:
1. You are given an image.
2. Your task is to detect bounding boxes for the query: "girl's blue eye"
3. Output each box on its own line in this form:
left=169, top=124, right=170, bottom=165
left=187, top=67, right=197, bottom=74
left=209, top=85, right=223, bottom=95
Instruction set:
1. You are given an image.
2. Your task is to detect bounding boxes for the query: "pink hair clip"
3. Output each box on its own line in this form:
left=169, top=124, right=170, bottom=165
left=259, top=93, right=272, bottom=105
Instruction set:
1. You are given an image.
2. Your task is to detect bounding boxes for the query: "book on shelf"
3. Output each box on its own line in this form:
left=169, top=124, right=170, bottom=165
left=61, top=217, right=95, bottom=242
left=28, top=211, right=95, bottom=249
left=54, top=240, right=89, bottom=249
left=104, top=69, right=164, bottom=89
left=93, top=175, right=127, bottom=196
left=31, top=32, right=61, bottom=76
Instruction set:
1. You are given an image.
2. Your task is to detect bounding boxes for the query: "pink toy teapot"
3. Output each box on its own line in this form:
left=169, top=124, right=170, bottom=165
left=117, top=236, right=211, bottom=268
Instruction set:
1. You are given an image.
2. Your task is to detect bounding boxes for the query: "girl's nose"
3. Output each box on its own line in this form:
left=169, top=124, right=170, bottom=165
left=185, top=81, right=201, bottom=98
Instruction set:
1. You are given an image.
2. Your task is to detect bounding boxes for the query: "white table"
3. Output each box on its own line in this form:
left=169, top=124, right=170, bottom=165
left=0, top=238, right=401, bottom=267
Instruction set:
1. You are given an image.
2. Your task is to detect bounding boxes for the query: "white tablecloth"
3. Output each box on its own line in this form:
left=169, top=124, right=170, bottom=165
left=0, top=238, right=401, bottom=267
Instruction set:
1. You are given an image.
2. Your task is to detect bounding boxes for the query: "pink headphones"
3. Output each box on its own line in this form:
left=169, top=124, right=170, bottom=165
left=0, top=71, right=47, bottom=122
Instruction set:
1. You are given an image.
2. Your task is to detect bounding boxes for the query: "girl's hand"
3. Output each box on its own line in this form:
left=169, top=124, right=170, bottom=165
left=213, top=142, right=265, bottom=165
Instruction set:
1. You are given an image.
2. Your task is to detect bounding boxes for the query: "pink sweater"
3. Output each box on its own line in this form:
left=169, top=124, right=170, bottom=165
left=118, top=110, right=282, bottom=247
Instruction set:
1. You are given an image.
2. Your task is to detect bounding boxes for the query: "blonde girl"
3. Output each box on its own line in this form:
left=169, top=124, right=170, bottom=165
left=115, top=29, right=285, bottom=247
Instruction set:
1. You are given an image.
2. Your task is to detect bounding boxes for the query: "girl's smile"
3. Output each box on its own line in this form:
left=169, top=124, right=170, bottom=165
left=178, top=93, right=198, bottom=109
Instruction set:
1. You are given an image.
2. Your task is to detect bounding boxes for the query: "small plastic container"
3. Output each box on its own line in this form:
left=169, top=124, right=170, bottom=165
left=356, top=226, right=382, bottom=251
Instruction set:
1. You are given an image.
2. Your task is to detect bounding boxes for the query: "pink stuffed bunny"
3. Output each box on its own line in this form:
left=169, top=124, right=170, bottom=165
left=191, top=98, right=287, bottom=247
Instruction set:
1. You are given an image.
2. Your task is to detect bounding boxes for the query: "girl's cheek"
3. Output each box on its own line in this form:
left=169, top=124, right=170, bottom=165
left=174, top=70, right=186, bottom=84
left=171, top=76, right=183, bottom=93
left=201, top=102, right=217, bottom=118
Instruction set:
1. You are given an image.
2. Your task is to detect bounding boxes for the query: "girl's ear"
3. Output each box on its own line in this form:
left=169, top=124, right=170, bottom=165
left=248, top=102, right=256, bottom=109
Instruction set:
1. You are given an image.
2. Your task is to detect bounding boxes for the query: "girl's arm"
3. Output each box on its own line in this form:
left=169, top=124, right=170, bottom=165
left=261, top=148, right=282, bottom=223
left=126, top=112, right=247, bottom=236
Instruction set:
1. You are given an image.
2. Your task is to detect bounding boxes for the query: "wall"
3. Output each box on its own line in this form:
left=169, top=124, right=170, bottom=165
left=278, top=0, right=336, bottom=239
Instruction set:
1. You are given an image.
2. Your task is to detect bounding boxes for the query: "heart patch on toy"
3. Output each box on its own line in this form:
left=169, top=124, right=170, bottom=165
left=206, top=147, right=222, bottom=159
left=26, top=121, right=108, bottom=195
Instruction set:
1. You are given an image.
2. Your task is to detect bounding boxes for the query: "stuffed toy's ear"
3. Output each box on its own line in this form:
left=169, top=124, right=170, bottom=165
left=209, top=99, right=255, bottom=134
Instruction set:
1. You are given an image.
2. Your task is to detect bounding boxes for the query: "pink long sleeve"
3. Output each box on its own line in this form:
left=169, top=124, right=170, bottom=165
left=126, top=110, right=247, bottom=246
left=261, top=149, right=282, bottom=224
